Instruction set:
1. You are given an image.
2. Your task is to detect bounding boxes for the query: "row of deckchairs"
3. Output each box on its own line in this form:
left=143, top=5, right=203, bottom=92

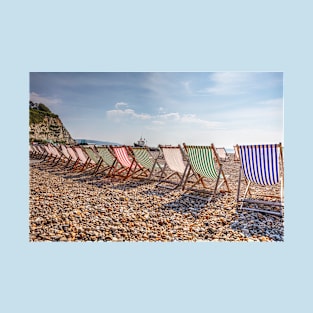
left=29, top=142, right=284, bottom=216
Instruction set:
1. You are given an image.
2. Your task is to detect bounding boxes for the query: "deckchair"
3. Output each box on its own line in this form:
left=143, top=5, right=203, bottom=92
left=129, top=146, right=163, bottom=180
left=182, top=143, right=230, bottom=201
left=41, top=143, right=64, bottom=165
left=216, top=147, right=229, bottom=161
left=233, top=145, right=240, bottom=161
left=96, top=145, right=119, bottom=177
left=59, top=144, right=76, bottom=168
left=82, top=146, right=104, bottom=174
left=72, top=146, right=98, bottom=172
left=110, top=145, right=147, bottom=180
left=235, top=143, right=284, bottom=216
left=156, top=145, right=189, bottom=190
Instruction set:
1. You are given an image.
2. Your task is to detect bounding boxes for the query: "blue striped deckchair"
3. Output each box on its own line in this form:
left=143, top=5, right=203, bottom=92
left=236, top=143, right=284, bottom=216
left=156, top=145, right=189, bottom=190
left=182, top=143, right=230, bottom=201
left=130, top=146, right=163, bottom=181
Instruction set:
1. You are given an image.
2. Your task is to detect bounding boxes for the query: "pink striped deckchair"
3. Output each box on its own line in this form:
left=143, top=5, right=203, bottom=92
left=110, top=145, right=147, bottom=180
left=236, top=143, right=284, bottom=216
left=41, top=143, right=63, bottom=165
left=182, top=143, right=230, bottom=201
left=72, top=146, right=98, bottom=172
left=156, top=145, right=189, bottom=190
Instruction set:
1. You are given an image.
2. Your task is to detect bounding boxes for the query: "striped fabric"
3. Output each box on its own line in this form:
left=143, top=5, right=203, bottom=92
left=67, top=147, right=78, bottom=161
left=185, top=146, right=218, bottom=179
left=84, top=146, right=100, bottom=164
left=74, top=146, right=90, bottom=163
left=132, top=147, right=156, bottom=170
left=97, top=147, right=116, bottom=166
left=60, top=145, right=70, bottom=159
left=162, top=147, right=186, bottom=174
left=238, top=144, right=280, bottom=185
left=112, top=146, right=139, bottom=169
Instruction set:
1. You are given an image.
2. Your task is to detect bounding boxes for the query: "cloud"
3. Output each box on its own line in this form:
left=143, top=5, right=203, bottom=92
left=29, top=92, right=62, bottom=107
left=106, top=103, right=221, bottom=129
left=202, top=72, right=251, bottom=95
left=106, top=108, right=152, bottom=120
left=115, top=102, right=128, bottom=109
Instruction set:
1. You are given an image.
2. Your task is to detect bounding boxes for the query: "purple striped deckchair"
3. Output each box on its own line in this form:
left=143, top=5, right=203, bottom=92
left=236, top=143, right=284, bottom=216
left=182, top=143, right=230, bottom=201
left=110, top=146, right=146, bottom=180
left=156, top=145, right=189, bottom=190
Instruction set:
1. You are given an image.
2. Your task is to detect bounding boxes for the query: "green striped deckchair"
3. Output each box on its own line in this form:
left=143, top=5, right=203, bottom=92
left=182, top=143, right=230, bottom=201
left=130, top=146, right=163, bottom=180
left=83, top=146, right=104, bottom=174
left=96, top=146, right=119, bottom=177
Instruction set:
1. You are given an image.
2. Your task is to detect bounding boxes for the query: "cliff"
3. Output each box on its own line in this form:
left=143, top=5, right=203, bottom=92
left=29, top=101, right=76, bottom=145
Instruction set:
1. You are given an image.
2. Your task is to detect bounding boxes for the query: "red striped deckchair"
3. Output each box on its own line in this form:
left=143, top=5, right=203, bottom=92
left=236, top=143, right=284, bottom=216
left=156, top=145, right=189, bottom=190
left=110, top=145, right=147, bottom=180
left=129, top=146, right=163, bottom=181
left=182, top=143, right=230, bottom=201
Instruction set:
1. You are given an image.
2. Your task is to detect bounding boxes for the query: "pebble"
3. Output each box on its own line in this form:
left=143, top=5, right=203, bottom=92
left=29, top=155, right=284, bottom=242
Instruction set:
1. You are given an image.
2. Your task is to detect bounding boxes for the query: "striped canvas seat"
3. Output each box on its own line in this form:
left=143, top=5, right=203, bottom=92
left=82, top=146, right=104, bottom=174
left=110, top=146, right=146, bottom=180
left=156, top=145, right=189, bottom=190
left=236, top=143, right=284, bottom=216
left=182, top=144, right=230, bottom=201
left=130, top=147, right=163, bottom=180
left=216, top=147, right=229, bottom=162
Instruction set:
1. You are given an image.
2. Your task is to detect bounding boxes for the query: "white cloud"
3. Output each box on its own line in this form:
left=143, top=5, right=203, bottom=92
left=107, top=108, right=152, bottom=120
left=29, top=92, right=62, bottom=107
left=203, top=72, right=251, bottom=95
left=115, top=102, right=128, bottom=109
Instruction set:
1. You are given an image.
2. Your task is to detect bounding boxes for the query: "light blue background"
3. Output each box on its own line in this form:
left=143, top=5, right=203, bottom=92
left=1, top=1, right=312, bottom=312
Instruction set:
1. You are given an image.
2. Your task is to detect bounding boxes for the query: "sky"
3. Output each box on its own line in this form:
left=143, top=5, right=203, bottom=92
left=29, top=72, right=283, bottom=149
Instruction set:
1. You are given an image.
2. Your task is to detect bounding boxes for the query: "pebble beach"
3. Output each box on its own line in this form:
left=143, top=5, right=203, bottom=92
left=29, top=153, right=284, bottom=242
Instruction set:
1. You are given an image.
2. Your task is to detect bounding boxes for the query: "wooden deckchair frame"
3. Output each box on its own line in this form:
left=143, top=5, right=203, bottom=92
left=156, top=145, right=189, bottom=190
left=95, top=146, right=120, bottom=177
left=235, top=143, right=284, bottom=216
left=182, top=143, right=230, bottom=202
left=81, top=146, right=104, bottom=175
left=109, top=145, right=148, bottom=180
left=216, top=147, right=229, bottom=161
left=129, top=146, right=163, bottom=181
